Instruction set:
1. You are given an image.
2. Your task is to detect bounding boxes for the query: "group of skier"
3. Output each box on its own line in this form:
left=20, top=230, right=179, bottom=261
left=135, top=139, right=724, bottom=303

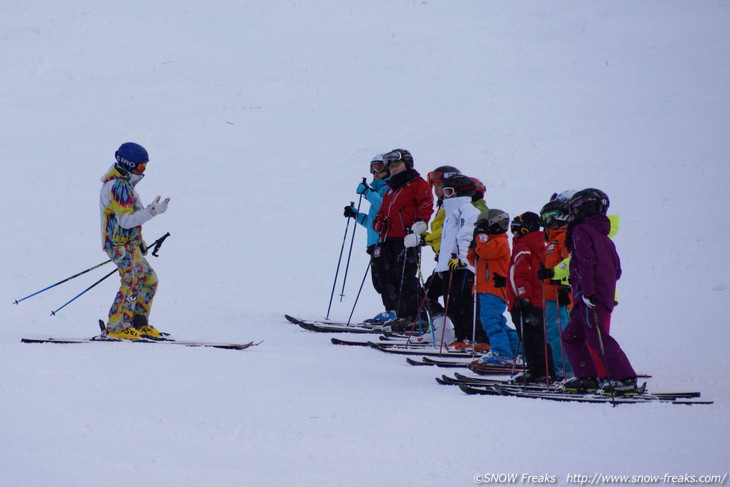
left=345, top=149, right=638, bottom=393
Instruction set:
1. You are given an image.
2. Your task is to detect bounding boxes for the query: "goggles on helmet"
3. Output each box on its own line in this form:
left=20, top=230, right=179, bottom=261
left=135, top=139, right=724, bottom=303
left=541, top=209, right=562, bottom=226
left=370, top=161, right=387, bottom=174
left=428, top=171, right=461, bottom=185
left=382, top=150, right=404, bottom=166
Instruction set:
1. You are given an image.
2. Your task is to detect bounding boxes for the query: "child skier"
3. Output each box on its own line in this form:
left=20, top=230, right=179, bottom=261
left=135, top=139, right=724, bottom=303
left=507, top=212, right=555, bottom=383
left=467, top=209, right=519, bottom=363
left=561, top=189, right=637, bottom=394
left=434, top=175, right=488, bottom=350
left=537, top=193, right=574, bottom=377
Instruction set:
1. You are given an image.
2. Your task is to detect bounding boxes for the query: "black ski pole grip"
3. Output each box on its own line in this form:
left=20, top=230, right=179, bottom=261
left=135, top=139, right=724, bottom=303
left=151, top=232, right=171, bottom=257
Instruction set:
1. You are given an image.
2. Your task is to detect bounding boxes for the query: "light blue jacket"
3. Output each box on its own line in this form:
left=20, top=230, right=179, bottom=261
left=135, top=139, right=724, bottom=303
left=355, top=179, right=389, bottom=248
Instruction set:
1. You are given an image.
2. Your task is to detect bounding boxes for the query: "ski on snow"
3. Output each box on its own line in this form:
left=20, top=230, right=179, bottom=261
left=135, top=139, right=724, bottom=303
left=457, top=383, right=712, bottom=405
left=285, top=314, right=385, bottom=334
left=436, top=372, right=710, bottom=405
left=22, top=321, right=261, bottom=351
left=21, top=336, right=260, bottom=350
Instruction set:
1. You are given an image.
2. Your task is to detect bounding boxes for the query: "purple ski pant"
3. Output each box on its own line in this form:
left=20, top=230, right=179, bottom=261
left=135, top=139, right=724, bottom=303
left=561, top=302, right=636, bottom=380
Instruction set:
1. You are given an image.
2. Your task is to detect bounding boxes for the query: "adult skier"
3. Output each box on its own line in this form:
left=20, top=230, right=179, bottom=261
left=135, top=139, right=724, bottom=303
left=100, top=142, right=170, bottom=339
left=344, top=153, right=394, bottom=323
left=371, top=149, right=433, bottom=330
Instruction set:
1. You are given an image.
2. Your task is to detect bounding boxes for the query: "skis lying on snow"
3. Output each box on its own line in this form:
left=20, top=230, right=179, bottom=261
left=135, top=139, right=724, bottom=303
left=21, top=336, right=261, bottom=350
left=285, top=314, right=385, bottom=334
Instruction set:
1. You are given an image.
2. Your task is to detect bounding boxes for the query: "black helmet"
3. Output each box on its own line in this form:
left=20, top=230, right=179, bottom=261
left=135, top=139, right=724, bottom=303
left=540, top=200, right=570, bottom=227
left=569, top=188, right=609, bottom=221
left=511, top=212, right=541, bottom=235
left=383, top=149, right=414, bottom=170
left=427, top=165, right=461, bottom=185
left=442, top=174, right=476, bottom=198
left=476, top=209, right=509, bottom=234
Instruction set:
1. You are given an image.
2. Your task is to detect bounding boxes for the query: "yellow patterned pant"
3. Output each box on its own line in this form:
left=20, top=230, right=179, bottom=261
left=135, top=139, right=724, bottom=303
left=106, top=243, right=158, bottom=329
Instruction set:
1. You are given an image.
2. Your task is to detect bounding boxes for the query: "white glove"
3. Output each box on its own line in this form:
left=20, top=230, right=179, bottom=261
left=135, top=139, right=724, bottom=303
left=404, top=233, right=421, bottom=248
left=582, top=295, right=597, bottom=308
left=147, top=195, right=170, bottom=216
left=411, top=220, right=428, bottom=235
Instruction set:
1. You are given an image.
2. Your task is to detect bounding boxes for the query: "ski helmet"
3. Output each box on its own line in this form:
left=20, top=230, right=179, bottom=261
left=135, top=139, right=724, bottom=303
left=569, top=188, right=610, bottom=221
left=551, top=189, right=577, bottom=203
left=115, top=142, right=149, bottom=173
left=475, top=208, right=509, bottom=234
left=442, top=174, right=476, bottom=198
left=540, top=199, right=571, bottom=227
left=370, top=152, right=388, bottom=175
left=511, top=211, right=541, bottom=235
left=383, top=149, right=414, bottom=170
left=470, top=177, right=486, bottom=200
left=427, top=165, right=461, bottom=185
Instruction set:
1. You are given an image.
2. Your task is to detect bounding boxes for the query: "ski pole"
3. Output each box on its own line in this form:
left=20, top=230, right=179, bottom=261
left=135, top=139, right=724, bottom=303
left=326, top=204, right=353, bottom=320
left=339, top=178, right=367, bottom=301
left=50, top=268, right=117, bottom=316
left=471, top=256, right=478, bottom=346
left=346, top=261, right=371, bottom=326
left=13, top=259, right=112, bottom=305
left=439, top=254, right=457, bottom=354
left=49, top=232, right=172, bottom=317
left=541, top=290, right=552, bottom=389
left=554, top=283, right=568, bottom=379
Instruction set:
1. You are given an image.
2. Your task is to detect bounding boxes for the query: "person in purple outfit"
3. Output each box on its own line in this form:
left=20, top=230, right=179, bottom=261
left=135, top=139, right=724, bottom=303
left=561, top=188, right=638, bottom=394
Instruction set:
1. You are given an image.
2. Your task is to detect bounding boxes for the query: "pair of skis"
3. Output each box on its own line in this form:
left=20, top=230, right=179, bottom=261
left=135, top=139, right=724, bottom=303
left=438, top=372, right=712, bottom=405
left=21, top=320, right=260, bottom=351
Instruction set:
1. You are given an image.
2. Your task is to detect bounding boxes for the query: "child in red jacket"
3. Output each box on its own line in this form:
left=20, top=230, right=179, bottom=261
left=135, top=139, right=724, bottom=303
left=507, top=212, right=555, bottom=383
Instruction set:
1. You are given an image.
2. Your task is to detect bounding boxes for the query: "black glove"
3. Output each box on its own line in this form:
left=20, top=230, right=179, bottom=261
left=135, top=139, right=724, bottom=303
left=343, top=205, right=358, bottom=219
left=493, top=272, right=506, bottom=288
left=140, top=241, right=148, bottom=256
left=537, top=266, right=554, bottom=280
left=558, top=286, right=571, bottom=306
left=514, top=298, right=532, bottom=311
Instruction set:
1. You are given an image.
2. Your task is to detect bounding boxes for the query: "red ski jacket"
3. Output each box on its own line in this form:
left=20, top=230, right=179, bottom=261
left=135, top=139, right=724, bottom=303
left=373, top=169, right=433, bottom=240
left=507, top=231, right=545, bottom=310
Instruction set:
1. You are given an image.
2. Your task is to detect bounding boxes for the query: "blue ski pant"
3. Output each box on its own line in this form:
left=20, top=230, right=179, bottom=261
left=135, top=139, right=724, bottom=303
left=477, top=292, right=519, bottom=358
left=545, top=299, right=572, bottom=375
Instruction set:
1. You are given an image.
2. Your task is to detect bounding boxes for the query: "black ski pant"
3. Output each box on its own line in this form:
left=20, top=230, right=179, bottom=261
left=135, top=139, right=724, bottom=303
left=510, top=305, right=555, bottom=378
left=440, top=269, right=488, bottom=343
left=368, top=244, right=388, bottom=310
left=374, top=239, right=423, bottom=320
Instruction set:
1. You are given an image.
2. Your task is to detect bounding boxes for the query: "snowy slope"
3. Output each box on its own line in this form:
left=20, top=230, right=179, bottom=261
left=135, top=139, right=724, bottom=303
left=1, top=1, right=729, bottom=486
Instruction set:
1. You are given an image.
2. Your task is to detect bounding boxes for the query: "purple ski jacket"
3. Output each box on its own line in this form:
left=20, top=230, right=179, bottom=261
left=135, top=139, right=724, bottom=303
left=567, top=215, right=621, bottom=311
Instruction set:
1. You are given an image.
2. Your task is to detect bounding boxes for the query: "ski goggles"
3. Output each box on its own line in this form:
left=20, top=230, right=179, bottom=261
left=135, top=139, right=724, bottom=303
left=370, top=161, right=387, bottom=174
left=442, top=187, right=456, bottom=198
left=427, top=171, right=460, bottom=185
left=382, top=150, right=405, bottom=166
left=540, top=209, right=563, bottom=225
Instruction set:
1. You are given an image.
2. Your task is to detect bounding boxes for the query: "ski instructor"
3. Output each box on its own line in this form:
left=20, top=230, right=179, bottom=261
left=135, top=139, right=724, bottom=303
left=100, top=142, right=170, bottom=340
